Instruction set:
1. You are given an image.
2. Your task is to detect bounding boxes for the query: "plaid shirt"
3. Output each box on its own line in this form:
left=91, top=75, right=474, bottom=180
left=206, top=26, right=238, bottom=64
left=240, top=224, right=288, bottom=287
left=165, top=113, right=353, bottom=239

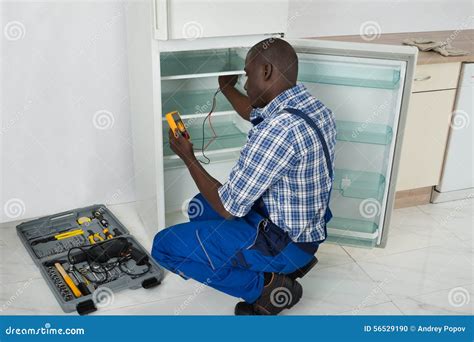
left=218, top=83, right=336, bottom=242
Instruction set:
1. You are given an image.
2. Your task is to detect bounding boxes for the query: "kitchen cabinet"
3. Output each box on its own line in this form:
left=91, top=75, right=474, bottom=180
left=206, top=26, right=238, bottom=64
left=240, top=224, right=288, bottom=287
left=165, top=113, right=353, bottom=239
left=396, top=62, right=461, bottom=191
left=125, top=1, right=417, bottom=248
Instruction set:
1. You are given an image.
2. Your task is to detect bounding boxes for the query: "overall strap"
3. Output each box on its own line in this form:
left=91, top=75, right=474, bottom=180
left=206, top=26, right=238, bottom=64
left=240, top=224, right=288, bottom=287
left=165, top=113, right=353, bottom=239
left=284, top=107, right=333, bottom=179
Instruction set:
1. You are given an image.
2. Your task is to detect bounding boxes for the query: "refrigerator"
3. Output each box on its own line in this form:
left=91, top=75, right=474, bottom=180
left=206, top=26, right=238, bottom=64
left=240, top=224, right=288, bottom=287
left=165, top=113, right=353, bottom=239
left=432, top=63, right=473, bottom=203
left=125, top=1, right=417, bottom=249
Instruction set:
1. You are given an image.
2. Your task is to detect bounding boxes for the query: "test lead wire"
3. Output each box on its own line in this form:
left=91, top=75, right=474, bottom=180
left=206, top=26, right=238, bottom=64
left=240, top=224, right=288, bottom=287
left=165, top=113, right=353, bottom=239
left=198, top=88, right=220, bottom=164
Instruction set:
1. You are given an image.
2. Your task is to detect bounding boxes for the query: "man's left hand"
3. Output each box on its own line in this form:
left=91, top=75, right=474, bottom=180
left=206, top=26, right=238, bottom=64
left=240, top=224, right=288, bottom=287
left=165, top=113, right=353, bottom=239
left=168, top=128, right=195, bottom=163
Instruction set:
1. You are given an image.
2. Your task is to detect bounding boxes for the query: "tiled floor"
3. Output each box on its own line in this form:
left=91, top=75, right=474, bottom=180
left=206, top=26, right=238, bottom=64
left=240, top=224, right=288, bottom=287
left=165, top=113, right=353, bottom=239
left=1, top=199, right=472, bottom=315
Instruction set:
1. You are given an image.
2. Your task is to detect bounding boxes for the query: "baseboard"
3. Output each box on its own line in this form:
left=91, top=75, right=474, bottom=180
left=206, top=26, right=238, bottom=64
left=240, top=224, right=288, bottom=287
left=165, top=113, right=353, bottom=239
left=394, top=186, right=432, bottom=209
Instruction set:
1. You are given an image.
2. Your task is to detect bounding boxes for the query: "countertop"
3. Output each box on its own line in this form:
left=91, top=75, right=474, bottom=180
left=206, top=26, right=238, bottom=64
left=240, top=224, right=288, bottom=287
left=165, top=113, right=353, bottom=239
left=315, top=30, right=473, bottom=65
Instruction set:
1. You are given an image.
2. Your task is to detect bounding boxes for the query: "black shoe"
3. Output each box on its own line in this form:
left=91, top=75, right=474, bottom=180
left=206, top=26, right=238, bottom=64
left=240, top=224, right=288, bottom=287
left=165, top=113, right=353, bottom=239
left=234, top=301, right=258, bottom=315
left=287, top=257, right=318, bottom=280
left=235, top=273, right=303, bottom=316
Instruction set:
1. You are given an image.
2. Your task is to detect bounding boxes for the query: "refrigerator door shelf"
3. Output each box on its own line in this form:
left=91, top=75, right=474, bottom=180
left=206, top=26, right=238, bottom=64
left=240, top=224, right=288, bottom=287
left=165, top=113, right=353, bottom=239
left=333, top=169, right=386, bottom=200
left=299, top=55, right=401, bottom=90
left=336, top=120, right=393, bottom=145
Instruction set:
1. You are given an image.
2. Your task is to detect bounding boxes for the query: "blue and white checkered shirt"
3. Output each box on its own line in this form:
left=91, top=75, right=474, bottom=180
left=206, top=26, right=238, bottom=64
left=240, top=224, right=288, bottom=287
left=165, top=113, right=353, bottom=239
left=218, top=83, right=336, bottom=243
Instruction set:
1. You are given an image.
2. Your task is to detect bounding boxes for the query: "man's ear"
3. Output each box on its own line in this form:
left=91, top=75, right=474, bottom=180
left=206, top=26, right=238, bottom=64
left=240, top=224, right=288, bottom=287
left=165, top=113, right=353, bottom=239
left=263, top=63, right=273, bottom=81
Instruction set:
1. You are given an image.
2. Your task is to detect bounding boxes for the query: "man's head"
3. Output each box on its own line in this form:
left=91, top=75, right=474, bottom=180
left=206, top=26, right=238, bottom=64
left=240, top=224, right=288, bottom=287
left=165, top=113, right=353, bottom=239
left=244, top=38, right=298, bottom=108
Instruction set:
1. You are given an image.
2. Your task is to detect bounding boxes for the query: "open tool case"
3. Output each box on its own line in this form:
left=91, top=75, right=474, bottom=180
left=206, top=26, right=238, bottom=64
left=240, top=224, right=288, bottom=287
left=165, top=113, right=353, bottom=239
left=16, top=204, right=164, bottom=315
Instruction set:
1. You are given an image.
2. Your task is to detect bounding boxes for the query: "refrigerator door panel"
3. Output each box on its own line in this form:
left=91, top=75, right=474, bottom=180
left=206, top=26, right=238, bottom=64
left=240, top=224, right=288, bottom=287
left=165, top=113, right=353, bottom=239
left=288, top=39, right=416, bottom=247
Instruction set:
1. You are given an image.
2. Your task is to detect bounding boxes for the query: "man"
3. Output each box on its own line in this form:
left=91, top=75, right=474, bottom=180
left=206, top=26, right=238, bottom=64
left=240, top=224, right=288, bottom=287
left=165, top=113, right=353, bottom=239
left=152, top=38, right=336, bottom=315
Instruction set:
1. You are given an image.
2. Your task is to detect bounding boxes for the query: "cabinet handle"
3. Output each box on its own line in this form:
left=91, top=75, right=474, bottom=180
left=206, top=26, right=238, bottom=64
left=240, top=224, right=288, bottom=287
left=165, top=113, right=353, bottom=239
left=414, top=75, right=432, bottom=82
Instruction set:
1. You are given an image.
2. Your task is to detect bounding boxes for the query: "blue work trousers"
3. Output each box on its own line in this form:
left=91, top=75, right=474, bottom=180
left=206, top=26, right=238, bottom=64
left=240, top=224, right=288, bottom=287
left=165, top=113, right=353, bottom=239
left=151, top=193, right=317, bottom=303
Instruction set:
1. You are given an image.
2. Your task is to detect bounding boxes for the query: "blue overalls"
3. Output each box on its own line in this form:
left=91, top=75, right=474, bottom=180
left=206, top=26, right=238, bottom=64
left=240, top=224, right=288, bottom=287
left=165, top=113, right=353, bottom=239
left=151, top=108, right=333, bottom=303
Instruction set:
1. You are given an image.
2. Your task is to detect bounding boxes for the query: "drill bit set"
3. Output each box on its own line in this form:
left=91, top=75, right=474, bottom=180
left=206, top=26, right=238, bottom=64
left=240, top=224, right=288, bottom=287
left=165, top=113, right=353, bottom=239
left=17, top=204, right=164, bottom=315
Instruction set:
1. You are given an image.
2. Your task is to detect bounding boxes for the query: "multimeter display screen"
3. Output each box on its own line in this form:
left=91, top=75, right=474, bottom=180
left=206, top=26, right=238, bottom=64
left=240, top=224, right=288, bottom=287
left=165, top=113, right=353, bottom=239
left=172, top=113, right=181, bottom=122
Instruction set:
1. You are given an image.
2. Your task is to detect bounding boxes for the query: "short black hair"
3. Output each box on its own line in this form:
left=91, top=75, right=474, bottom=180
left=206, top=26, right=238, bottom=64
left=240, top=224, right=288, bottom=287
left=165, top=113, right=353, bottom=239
left=248, top=38, right=298, bottom=86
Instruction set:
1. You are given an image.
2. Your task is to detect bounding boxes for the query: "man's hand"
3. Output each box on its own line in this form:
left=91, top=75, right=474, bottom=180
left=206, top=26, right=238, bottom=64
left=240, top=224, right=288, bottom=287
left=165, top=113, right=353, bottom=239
left=218, top=74, right=239, bottom=92
left=168, top=128, right=196, bottom=164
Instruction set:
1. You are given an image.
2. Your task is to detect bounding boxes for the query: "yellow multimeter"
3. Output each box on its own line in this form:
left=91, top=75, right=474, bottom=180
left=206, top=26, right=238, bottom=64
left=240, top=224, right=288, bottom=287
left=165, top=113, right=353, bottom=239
left=166, top=111, right=190, bottom=140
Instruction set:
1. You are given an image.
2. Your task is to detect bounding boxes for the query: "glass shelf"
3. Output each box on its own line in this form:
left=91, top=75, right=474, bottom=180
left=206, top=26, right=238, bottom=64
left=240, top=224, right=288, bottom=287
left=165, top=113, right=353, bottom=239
left=161, top=49, right=245, bottom=80
left=299, top=59, right=401, bottom=89
left=333, top=169, right=386, bottom=200
left=162, top=89, right=233, bottom=116
left=326, top=217, right=379, bottom=248
left=162, top=118, right=248, bottom=158
left=335, top=120, right=393, bottom=145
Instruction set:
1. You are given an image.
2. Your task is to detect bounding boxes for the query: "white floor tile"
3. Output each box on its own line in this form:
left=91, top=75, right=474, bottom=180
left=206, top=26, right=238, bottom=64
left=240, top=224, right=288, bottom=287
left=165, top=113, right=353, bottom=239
left=343, top=211, right=463, bottom=262
left=313, top=243, right=354, bottom=269
left=390, top=283, right=474, bottom=315
left=338, top=301, right=403, bottom=315
left=297, top=262, right=391, bottom=315
left=357, top=245, right=473, bottom=298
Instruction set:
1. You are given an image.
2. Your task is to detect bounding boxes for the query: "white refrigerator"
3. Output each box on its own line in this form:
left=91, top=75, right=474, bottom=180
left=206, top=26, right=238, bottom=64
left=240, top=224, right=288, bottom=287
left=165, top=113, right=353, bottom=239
left=125, top=1, right=417, bottom=249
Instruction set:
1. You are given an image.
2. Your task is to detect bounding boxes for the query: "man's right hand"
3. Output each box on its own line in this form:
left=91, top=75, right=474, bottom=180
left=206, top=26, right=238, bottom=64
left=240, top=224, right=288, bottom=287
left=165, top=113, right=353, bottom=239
left=218, top=75, right=239, bottom=92
left=218, top=74, right=252, bottom=122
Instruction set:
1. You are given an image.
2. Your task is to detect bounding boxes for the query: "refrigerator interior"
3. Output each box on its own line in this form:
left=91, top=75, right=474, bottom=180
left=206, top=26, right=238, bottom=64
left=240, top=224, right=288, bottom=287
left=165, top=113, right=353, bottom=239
left=159, top=47, right=406, bottom=247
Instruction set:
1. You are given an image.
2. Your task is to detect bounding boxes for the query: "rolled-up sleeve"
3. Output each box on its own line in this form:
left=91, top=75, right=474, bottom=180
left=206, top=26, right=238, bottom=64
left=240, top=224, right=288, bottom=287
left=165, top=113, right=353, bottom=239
left=218, top=121, right=297, bottom=217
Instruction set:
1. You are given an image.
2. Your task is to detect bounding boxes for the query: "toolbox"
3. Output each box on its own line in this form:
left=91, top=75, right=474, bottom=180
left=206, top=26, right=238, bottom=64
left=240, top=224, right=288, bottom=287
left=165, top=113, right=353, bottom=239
left=16, top=204, right=164, bottom=315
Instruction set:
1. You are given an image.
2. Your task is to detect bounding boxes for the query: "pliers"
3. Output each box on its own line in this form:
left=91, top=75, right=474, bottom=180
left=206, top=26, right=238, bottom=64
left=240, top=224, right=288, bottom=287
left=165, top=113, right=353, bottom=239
left=87, top=230, right=104, bottom=244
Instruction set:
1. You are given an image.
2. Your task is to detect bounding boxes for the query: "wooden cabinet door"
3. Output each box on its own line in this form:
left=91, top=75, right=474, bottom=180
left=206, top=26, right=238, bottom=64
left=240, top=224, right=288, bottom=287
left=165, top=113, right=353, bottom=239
left=397, top=89, right=456, bottom=191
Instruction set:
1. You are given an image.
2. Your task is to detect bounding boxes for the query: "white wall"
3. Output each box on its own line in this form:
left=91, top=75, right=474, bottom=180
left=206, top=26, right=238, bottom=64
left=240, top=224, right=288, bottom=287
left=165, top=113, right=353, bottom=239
left=287, top=0, right=473, bottom=38
left=1, top=1, right=135, bottom=223
left=1, top=0, right=471, bottom=223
